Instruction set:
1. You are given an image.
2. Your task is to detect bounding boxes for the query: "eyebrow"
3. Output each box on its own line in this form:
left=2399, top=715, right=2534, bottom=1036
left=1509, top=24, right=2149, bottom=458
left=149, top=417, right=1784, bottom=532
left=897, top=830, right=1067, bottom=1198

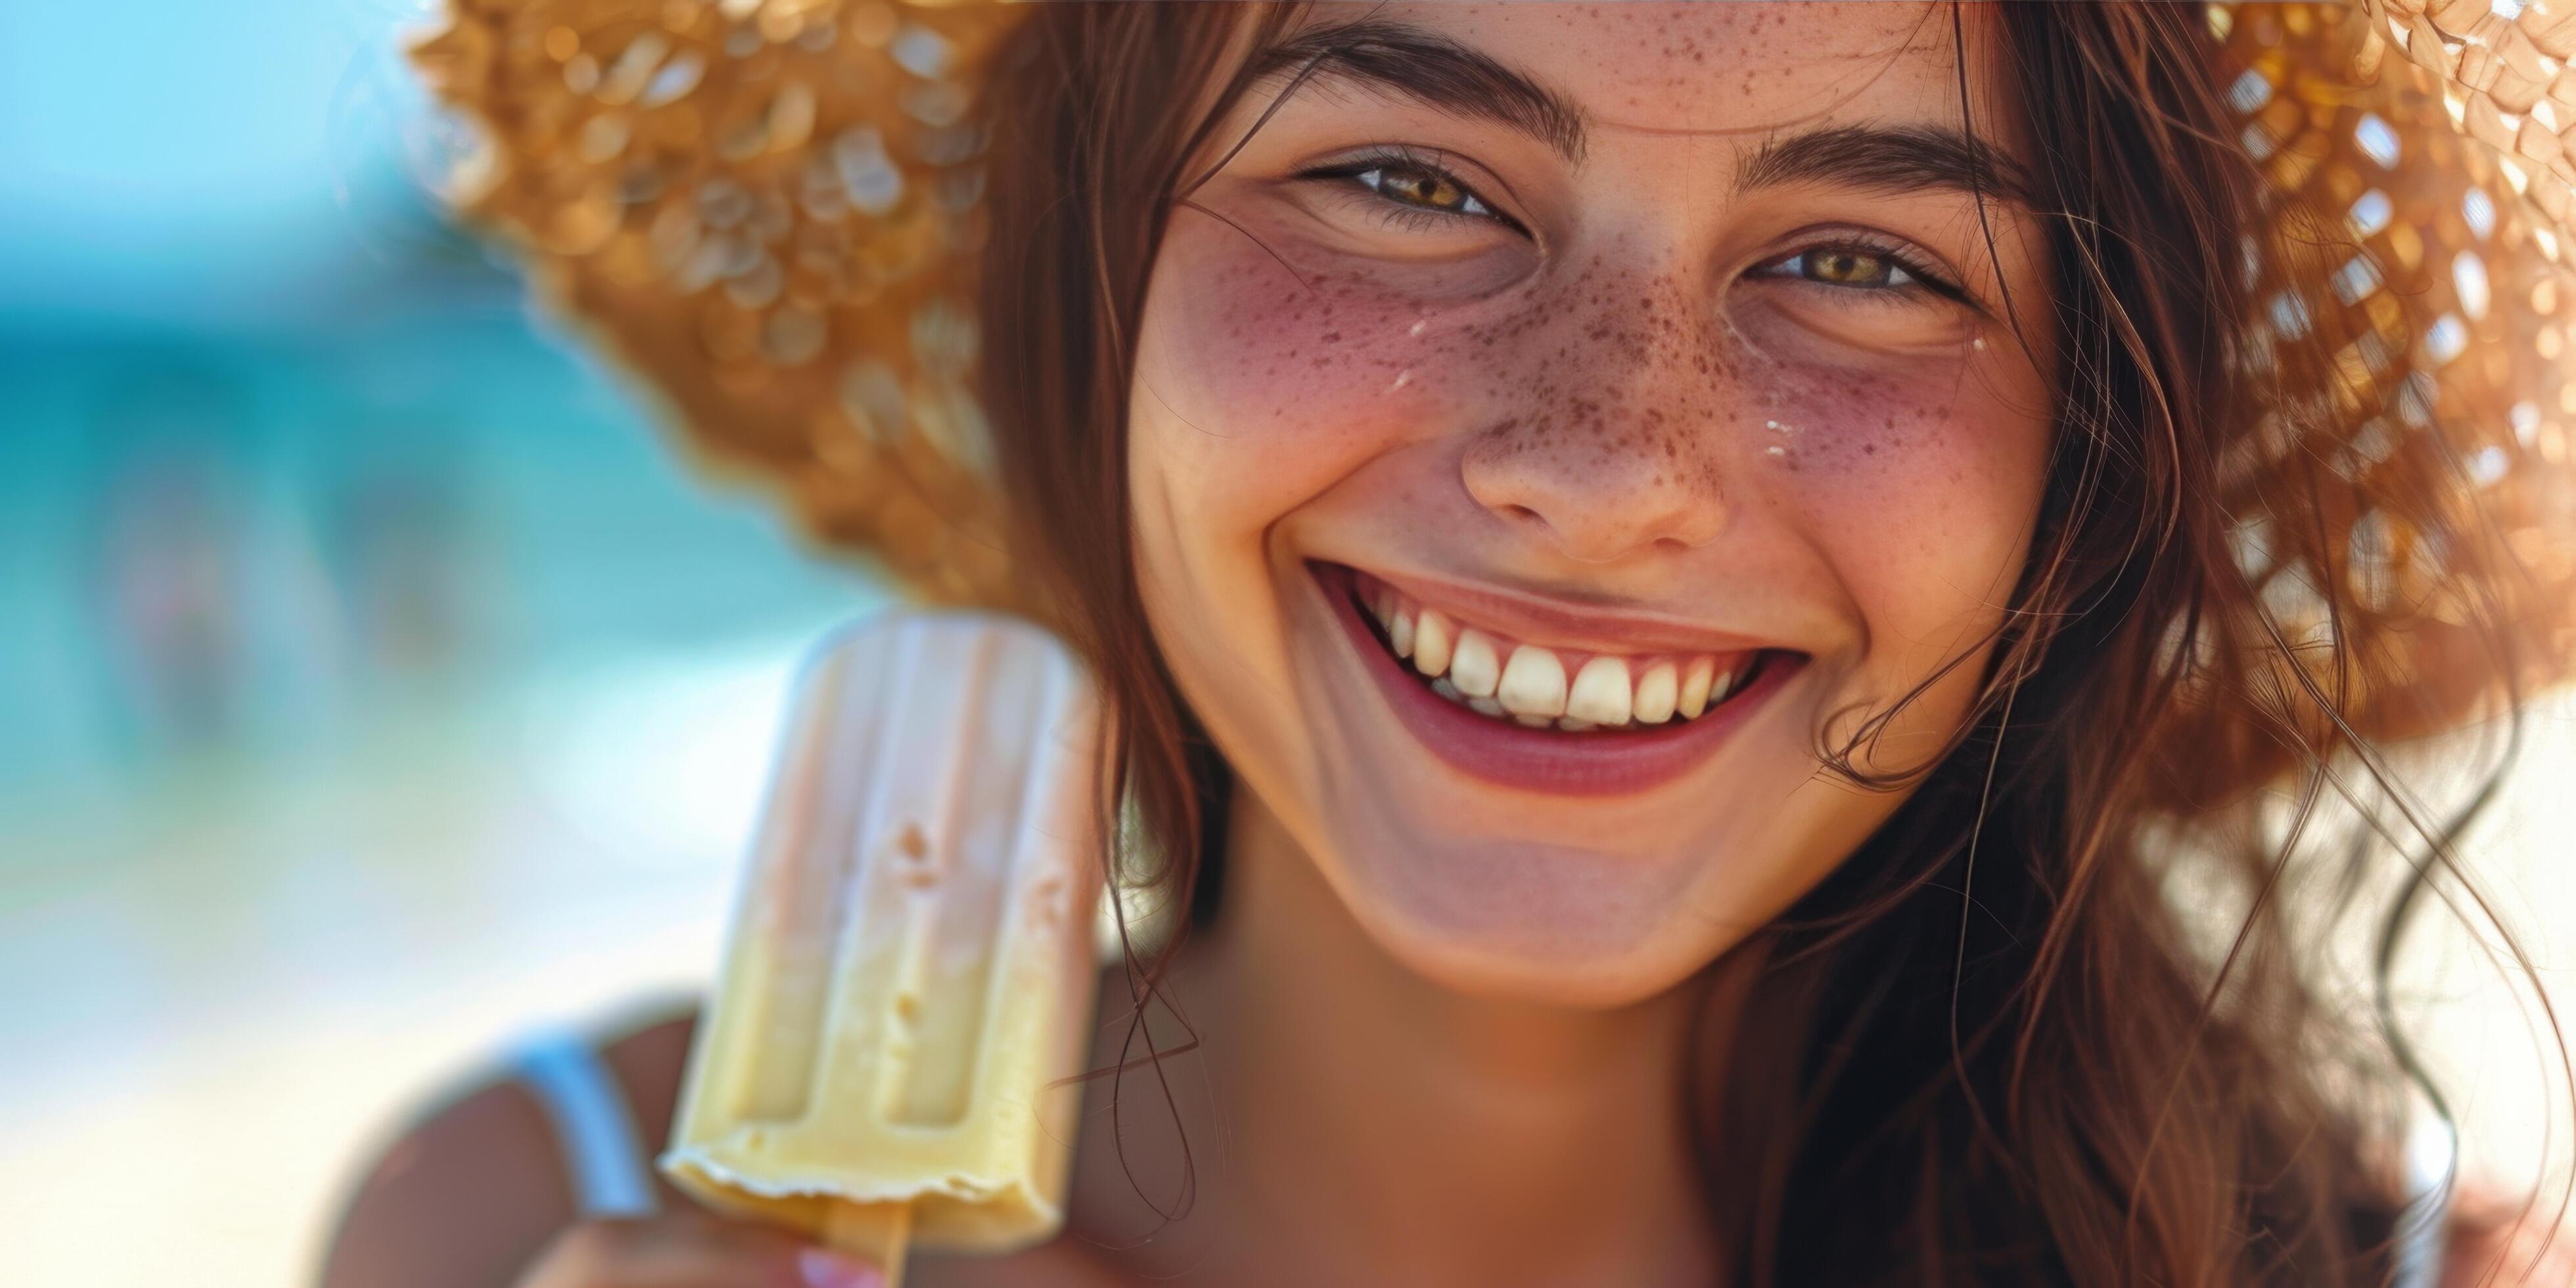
left=1250, top=18, right=2036, bottom=208
left=1251, top=18, right=1590, bottom=162
left=1736, top=122, right=2038, bottom=209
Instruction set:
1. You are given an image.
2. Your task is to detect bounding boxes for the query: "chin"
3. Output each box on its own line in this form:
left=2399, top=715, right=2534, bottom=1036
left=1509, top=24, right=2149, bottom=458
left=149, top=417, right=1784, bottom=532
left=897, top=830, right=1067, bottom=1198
left=1320, top=817, right=1764, bottom=1007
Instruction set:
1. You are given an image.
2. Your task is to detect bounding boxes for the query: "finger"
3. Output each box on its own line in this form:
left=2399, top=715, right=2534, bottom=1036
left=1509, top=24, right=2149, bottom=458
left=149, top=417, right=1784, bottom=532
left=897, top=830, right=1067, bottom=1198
left=518, top=1214, right=886, bottom=1288
left=790, top=1247, right=888, bottom=1288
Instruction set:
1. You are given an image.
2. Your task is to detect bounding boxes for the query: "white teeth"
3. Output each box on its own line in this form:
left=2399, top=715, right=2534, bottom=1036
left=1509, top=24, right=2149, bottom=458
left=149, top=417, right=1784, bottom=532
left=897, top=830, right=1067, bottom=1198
left=1413, top=609, right=1454, bottom=678
left=1449, top=629, right=1501, bottom=698
left=1565, top=656, right=1632, bottom=726
left=1632, top=660, right=1678, bottom=724
left=1676, top=655, right=1716, bottom=720
left=1364, top=578, right=1756, bottom=732
left=1496, top=645, right=1569, bottom=719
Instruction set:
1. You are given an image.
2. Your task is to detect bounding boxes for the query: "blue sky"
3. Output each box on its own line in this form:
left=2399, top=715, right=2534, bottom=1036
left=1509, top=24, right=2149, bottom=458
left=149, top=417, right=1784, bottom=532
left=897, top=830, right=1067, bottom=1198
left=0, top=0, right=453, bottom=330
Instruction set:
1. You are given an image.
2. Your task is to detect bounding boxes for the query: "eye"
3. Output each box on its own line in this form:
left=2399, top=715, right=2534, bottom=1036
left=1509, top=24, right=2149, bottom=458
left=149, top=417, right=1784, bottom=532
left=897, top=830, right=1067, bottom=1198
left=1751, top=238, right=1973, bottom=310
left=1788, top=246, right=1912, bottom=288
left=1297, top=147, right=1525, bottom=235
left=1368, top=164, right=1486, bottom=215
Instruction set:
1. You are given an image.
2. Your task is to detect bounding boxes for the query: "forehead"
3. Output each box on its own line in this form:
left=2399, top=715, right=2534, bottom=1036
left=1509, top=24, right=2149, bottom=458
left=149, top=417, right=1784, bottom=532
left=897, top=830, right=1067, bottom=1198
left=1287, top=1, right=2025, bottom=158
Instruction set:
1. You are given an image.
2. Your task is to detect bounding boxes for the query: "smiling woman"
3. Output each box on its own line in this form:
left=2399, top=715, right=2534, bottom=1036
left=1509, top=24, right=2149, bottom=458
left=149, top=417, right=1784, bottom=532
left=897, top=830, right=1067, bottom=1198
left=976, top=3, right=2562, bottom=1283
left=1116, top=3, right=2061, bottom=1010
left=348, top=2, right=2576, bottom=1286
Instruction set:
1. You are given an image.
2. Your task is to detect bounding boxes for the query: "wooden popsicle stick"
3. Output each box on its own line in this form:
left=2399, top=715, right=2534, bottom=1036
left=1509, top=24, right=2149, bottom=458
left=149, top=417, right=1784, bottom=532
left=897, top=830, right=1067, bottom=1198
left=824, top=1200, right=913, bottom=1288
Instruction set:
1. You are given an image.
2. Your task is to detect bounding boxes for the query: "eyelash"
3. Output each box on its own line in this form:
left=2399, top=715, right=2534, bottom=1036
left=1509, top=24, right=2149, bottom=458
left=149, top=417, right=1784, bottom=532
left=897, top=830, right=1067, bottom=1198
left=1296, top=147, right=1975, bottom=308
left=1299, top=145, right=1527, bottom=236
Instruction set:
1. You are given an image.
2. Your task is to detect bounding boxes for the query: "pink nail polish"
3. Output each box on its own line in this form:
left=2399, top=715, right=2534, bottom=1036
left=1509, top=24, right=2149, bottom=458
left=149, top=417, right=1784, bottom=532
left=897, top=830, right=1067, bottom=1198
left=798, top=1247, right=885, bottom=1288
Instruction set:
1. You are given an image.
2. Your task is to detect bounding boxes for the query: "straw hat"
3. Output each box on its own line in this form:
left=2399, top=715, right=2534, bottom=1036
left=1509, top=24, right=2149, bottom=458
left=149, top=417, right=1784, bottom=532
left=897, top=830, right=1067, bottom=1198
left=410, top=0, right=2576, bottom=768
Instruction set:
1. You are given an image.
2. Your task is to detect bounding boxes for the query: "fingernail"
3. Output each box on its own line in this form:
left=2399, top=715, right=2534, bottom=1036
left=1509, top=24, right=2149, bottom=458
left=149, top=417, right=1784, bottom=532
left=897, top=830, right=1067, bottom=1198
left=799, top=1248, right=885, bottom=1288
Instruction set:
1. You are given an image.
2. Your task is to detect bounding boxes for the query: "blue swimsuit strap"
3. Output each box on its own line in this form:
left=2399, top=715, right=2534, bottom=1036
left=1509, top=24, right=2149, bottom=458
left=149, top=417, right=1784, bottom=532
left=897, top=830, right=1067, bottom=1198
left=511, top=1026, right=661, bottom=1219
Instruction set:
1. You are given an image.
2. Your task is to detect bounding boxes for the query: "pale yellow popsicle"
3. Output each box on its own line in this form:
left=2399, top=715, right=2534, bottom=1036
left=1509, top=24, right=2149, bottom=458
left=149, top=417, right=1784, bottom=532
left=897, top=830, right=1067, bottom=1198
left=660, top=612, right=1107, bottom=1285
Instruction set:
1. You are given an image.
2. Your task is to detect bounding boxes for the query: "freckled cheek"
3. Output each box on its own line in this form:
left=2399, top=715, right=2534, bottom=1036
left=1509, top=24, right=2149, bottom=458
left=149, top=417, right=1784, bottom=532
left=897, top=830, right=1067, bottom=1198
left=1763, top=375, right=2052, bottom=642
left=1132, top=225, right=1460, bottom=524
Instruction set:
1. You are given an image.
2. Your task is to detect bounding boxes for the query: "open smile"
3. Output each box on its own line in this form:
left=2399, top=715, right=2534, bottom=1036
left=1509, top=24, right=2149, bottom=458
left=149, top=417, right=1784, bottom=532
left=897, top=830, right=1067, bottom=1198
left=1311, top=562, right=1806, bottom=796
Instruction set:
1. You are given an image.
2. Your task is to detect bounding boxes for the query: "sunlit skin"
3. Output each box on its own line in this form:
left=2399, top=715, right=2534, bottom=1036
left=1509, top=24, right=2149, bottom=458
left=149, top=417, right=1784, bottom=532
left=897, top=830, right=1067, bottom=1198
left=992, top=3, right=2063, bottom=1283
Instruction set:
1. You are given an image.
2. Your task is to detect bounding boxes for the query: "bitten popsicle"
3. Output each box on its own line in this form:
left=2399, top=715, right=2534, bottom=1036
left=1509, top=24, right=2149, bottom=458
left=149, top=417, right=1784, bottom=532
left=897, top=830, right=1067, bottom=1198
left=660, top=612, right=1107, bottom=1287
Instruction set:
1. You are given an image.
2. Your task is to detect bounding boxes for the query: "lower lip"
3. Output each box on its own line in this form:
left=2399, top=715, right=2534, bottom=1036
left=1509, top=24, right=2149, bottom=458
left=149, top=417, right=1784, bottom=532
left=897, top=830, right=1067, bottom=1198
left=1312, top=563, right=1801, bottom=797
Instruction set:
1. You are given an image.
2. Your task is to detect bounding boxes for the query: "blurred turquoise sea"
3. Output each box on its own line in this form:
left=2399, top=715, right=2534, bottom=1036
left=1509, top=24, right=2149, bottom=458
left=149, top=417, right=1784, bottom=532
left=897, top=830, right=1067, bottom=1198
left=5, top=3, right=2575, bottom=1286
left=0, top=2, right=887, bottom=1282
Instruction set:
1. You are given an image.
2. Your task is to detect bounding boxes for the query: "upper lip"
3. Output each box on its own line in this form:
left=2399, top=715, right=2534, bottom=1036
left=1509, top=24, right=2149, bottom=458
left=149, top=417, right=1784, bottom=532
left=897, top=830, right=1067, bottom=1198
left=1320, top=561, right=1792, bottom=658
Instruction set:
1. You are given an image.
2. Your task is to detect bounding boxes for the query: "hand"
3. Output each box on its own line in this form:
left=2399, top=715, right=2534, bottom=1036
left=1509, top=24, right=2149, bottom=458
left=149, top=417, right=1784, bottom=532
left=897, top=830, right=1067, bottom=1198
left=515, top=1210, right=886, bottom=1288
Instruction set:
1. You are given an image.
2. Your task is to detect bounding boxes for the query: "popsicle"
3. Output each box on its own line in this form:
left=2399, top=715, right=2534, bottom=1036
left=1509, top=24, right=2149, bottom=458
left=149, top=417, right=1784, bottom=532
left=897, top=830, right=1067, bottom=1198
left=660, top=611, right=1107, bottom=1286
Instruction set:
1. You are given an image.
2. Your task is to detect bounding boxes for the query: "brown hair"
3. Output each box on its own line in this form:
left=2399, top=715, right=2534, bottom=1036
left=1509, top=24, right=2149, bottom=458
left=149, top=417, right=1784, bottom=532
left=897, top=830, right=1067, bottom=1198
left=974, top=3, right=2556, bottom=1283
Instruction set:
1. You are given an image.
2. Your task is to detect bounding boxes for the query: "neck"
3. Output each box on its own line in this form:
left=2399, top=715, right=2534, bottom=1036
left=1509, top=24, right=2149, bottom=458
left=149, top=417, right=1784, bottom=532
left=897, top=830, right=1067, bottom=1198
left=1074, top=789, right=1749, bottom=1288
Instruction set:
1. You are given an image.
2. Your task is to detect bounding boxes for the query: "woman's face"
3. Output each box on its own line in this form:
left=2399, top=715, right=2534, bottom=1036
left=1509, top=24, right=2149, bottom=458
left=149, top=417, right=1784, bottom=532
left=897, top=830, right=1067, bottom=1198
left=1129, top=1, right=2057, bottom=1005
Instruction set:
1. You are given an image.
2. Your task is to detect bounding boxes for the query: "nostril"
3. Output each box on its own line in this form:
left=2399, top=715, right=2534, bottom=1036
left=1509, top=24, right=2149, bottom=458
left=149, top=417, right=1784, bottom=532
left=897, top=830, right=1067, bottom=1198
left=1500, top=503, right=1544, bottom=526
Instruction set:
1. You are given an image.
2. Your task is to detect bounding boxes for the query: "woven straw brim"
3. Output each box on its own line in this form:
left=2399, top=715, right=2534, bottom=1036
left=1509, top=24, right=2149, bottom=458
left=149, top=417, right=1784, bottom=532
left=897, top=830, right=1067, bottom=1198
left=2201, top=0, right=2575, bottom=768
left=415, top=0, right=1028, bottom=608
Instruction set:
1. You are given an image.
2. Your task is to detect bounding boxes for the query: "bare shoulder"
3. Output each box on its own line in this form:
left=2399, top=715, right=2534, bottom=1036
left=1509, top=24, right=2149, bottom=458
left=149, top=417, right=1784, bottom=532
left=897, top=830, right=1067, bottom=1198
left=2440, top=1182, right=2576, bottom=1288
left=316, top=1007, right=701, bottom=1288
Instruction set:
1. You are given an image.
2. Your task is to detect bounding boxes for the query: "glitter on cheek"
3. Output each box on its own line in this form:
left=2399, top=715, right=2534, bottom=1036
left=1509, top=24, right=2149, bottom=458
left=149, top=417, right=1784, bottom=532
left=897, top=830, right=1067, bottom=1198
left=1734, top=341, right=2052, bottom=668
left=1768, top=368, right=1965, bottom=482
left=1713, top=305, right=1992, bottom=485
left=1752, top=347, right=2051, bottom=604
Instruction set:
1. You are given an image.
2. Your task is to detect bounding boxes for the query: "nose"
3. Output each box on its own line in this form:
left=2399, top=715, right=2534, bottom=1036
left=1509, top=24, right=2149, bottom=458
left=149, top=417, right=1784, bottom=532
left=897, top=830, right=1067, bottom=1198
left=1460, top=405, right=1730, bottom=564
left=1454, top=247, right=1744, bottom=563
